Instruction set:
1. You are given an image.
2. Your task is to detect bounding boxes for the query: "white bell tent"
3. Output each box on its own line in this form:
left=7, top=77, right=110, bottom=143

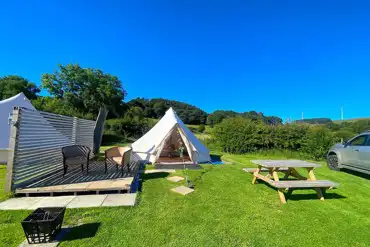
left=131, top=108, right=211, bottom=164
left=0, top=93, right=36, bottom=163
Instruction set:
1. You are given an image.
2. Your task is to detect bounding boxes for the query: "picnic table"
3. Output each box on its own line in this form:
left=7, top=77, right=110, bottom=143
left=246, top=160, right=338, bottom=204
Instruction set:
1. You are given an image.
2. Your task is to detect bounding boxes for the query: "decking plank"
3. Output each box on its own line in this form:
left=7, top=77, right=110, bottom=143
left=63, top=182, right=92, bottom=191
left=15, top=177, right=134, bottom=194
left=86, top=181, right=114, bottom=190
left=39, top=184, right=67, bottom=192
left=110, top=178, right=133, bottom=189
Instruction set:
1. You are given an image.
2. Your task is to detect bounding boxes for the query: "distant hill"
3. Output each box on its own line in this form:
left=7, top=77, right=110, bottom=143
left=294, top=117, right=370, bottom=125
left=128, top=98, right=283, bottom=126
left=333, top=117, right=370, bottom=123
left=127, top=98, right=208, bottom=125
left=206, top=110, right=282, bottom=126
left=295, top=118, right=332, bottom=124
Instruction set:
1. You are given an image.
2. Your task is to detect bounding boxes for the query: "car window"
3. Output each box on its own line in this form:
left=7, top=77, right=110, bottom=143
left=366, top=135, right=370, bottom=146
left=349, top=135, right=367, bottom=146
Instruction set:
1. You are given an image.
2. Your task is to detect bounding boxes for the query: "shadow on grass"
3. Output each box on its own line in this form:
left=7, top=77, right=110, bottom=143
left=141, top=172, right=171, bottom=180
left=287, top=192, right=346, bottom=201
left=341, top=168, right=370, bottom=180
left=63, top=223, right=101, bottom=241
left=155, top=163, right=203, bottom=170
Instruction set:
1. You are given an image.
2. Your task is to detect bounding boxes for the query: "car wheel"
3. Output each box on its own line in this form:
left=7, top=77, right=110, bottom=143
left=327, top=153, right=340, bottom=171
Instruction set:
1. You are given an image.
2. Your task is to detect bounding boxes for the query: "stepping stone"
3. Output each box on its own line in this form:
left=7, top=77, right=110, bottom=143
left=0, top=194, right=137, bottom=210
left=167, top=176, right=185, bottom=182
left=101, top=193, right=137, bottom=207
left=0, top=197, right=43, bottom=210
left=144, top=169, right=176, bottom=174
left=67, top=195, right=107, bottom=209
left=29, top=196, right=75, bottom=210
left=171, top=186, right=194, bottom=195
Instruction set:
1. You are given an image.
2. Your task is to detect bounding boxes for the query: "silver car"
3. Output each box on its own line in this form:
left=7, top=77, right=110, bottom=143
left=327, top=131, right=370, bottom=174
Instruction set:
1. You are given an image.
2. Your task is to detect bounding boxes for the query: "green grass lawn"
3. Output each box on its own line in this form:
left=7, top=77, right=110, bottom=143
left=0, top=165, right=11, bottom=202
left=0, top=152, right=370, bottom=246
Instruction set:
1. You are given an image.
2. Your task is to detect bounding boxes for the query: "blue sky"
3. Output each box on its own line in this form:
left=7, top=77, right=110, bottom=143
left=1, top=1, right=369, bottom=120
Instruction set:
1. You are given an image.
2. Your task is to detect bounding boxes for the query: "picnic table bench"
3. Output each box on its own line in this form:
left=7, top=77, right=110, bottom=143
left=245, top=160, right=338, bottom=204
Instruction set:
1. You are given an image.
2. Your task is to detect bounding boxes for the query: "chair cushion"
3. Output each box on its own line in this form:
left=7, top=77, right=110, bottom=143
left=65, top=156, right=88, bottom=165
left=112, top=156, right=123, bottom=165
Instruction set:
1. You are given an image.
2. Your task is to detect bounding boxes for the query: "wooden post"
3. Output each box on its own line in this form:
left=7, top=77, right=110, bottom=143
left=307, top=168, right=325, bottom=201
left=272, top=169, right=287, bottom=204
left=252, top=165, right=261, bottom=184
left=283, top=168, right=291, bottom=179
left=4, top=107, right=20, bottom=193
left=93, top=107, right=108, bottom=155
left=290, top=168, right=307, bottom=180
left=286, top=188, right=293, bottom=198
left=72, top=117, right=78, bottom=145
left=307, top=168, right=317, bottom=180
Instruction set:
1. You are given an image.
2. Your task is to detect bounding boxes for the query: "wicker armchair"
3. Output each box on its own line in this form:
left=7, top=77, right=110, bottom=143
left=62, top=145, right=91, bottom=176
left=105, top=146, right=131, bottom=176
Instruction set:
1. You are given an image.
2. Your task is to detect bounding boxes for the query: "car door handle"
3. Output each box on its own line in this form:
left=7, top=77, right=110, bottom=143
left=354, top=149, right=359, bottom=152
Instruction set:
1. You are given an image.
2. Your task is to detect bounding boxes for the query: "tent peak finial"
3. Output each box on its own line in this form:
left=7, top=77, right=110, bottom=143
left=167, top=107, right=175, bottom=113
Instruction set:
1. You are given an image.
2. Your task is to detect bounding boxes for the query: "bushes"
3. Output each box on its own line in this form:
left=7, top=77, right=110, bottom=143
left=198, top=124, right=206, bottom=133
left=351, top=119, right=370, bottom=133
left=271, top=124, right=309, bottom=150
left=103, top=117, right=154, bottom=144
left=300, top=127, right=337, bottom=160
left=213, top=117, right=338, bottom=160
left=213, top=117, right=261, bottom=153
left=333, top=128, right=356, bottom=142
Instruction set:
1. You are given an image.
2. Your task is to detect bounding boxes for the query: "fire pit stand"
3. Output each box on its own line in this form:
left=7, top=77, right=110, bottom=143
left=21, top=207, right=66, bottom=244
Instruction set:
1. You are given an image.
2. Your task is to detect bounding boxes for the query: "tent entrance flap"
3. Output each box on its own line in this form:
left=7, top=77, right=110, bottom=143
left=154, top=125, right=193, bottom=164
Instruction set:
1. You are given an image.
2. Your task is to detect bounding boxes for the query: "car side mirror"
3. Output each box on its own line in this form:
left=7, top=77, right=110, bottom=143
left=343, top=140, right=348, bottom=147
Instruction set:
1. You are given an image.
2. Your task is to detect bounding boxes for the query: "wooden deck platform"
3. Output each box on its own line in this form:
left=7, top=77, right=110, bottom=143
left=16, top=177, right=134, bottom=196
left=15, top=160, right=139, bottom=196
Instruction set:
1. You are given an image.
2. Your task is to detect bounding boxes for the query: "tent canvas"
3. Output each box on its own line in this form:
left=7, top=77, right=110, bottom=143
left=0, top=93, right=36, bottom=163
left=131, top=108, right=211, bottom=164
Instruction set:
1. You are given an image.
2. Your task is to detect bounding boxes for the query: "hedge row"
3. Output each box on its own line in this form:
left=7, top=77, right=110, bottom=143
left=213, top=117, right=339, bottom=160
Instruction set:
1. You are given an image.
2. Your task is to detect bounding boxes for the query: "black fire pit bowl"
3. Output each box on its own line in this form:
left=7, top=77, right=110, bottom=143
left=21, top=207, right=66, bottom=244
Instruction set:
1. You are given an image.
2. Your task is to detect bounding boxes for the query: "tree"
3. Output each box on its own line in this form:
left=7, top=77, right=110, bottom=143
left=32, top=96, right=94, bottom=119
left=264, top=116, right=283, bottom=125
left=242, top=111, right=261, bottom=121
left=42, top=64, right=127, bottom=117
left=207, top=110, right=281, bottom=126
left=125, top=106, right=144, bottom=120
left=152, top=102, right=167, bottom=118
left=0, top=75, right=40, bottom=100
left=207, top=110, right=239, bottom=126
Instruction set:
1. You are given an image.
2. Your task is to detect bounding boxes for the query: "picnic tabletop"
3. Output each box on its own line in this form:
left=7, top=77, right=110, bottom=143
left=251, top=159, right=322, bottom=168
